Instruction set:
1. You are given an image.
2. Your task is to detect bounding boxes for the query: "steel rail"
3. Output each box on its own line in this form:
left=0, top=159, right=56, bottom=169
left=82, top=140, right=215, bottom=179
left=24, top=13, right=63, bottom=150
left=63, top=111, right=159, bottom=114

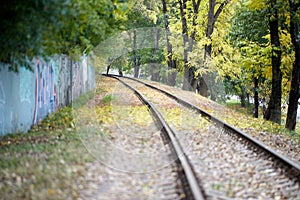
left=115, top=75, right=300, bottom=174
left=105, top=75, right=205, bottom=200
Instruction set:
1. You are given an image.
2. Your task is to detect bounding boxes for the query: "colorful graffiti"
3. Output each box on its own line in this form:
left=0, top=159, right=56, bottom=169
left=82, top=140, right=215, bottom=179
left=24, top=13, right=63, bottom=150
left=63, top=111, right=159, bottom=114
left=32, top=56, right=95, bottom=126
left=33, top=59, right=56, bottom=125
left=0, top=55, right=95, bottom=135
left=0, top=81, right=5, bottom=134
left=20, top=68, right=34, bottom=103
left=57, top=56, right=71, bottom=107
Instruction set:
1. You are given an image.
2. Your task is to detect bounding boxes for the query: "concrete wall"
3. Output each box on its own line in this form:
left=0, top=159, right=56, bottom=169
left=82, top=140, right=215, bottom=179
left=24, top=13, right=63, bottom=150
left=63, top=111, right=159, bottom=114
left=0, top=55, right=95, bottom=135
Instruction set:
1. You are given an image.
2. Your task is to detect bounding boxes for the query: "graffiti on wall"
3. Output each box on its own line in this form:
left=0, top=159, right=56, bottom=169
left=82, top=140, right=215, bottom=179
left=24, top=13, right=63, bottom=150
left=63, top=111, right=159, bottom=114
left=20, top=68, right=34, bottom=103
left=33, top=59, right=57, bottom=125
left=0, top=55, right=95, bottom=135
left=0, top=81, right=5, bottom=134
left=72, top=62, right=82, bottom=100
left=57, top=56, right=70, bottom=107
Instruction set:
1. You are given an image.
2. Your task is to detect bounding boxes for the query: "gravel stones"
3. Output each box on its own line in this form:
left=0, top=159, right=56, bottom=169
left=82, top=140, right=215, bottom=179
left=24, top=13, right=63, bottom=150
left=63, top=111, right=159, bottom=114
left=119, top=77, right=300, bottom=199
left=141, top=79, right=300, bottom=164
left=77, top=76, right=183, bottom=199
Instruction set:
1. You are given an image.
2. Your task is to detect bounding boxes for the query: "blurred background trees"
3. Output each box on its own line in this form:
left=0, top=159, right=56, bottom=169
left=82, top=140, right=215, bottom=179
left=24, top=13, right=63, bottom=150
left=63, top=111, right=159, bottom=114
left=1, top=0, right=300, bottom=130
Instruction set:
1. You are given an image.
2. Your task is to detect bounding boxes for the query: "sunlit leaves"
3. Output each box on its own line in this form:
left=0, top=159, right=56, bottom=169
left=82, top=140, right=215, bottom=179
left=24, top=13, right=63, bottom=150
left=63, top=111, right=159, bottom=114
left=246, top=0, right=266, bottom=10
left=226, top=0, right=296, bottom=108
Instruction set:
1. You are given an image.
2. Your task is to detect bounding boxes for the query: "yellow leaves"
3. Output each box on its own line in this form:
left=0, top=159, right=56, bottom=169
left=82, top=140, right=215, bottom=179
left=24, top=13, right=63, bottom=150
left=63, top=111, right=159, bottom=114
left=79, top=105, right=154, bottom=128
left=127, top=106, right=152, bottom=127
left=246, top=0, right=266, bottom=10
left=95, top=106, right=113, bottom=124
left=263, top=66, right=272, bottom=80
left=48, top=188, right=55, bottom=196
left=282, top=78, right=291, bottom=99
left=281, top=56, right=294, bottom=72
left=165, top=107, right=183, bottom=128
left=164, top=108, right=205, bottom=130
left=280, top=29, right=294, bottom=78
left=148, top=12, right=158, bottom=24
left=199, top=37, right=212, bottom=47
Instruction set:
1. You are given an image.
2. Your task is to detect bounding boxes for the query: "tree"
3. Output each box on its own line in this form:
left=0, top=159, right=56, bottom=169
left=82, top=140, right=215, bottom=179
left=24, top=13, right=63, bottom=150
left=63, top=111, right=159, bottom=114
left=0, top=0, right=45, bottom=70
left=178, top=0, right=203, bottom=91
left=161, top=0, right=178, bottom=86
left=178, top=0, right=192, bottom=90
left=285, top=0, right=300, bottom=130
left=198, top=0, right=231, bottom=97
left=151, top=26, right=161, bottom=81
left=228, top=0, right=290, bottom=120
left=264, top=0, right=283, bottom=124
left=124, top=1, right=160, bottom=77
left=0, top=0, right=124, bottom=71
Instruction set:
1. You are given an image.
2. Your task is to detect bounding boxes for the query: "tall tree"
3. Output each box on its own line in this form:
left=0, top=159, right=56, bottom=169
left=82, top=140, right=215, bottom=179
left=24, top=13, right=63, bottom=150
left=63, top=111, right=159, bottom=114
left=0, top=0, right=123, bottom=71
left=179, top=0, right=202, bottom=91
left=264, top=0, right=282, bottom=124
left=285, top=0, right=300, bottom=130
left=178, top=0, right=192, bottom=90
left=253, top=75, right=259, bottom=118
left=162, top=0, right=178, bottom=86
left=199, top=0, right=231, bottom=97
left=188, top=0, right=202, bottom=91
left=133, top=29, right=141, bottom=77
left=151, top=26, right=161, bottom=81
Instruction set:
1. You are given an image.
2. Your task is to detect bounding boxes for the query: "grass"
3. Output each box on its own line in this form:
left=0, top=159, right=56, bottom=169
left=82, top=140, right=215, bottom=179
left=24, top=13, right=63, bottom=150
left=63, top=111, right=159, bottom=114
left=0, top=106, right=94, bottom=199
left=1, top=77, right=299, bottom=199
left=101, top=94, right=116, bottom=104
left=0, top=84, right=111, bottom=199
left=72, top=90, right=96, bottom=109
left=0, top=130, right=93, bottom=199
left=225, top=101, right=300, bottom=141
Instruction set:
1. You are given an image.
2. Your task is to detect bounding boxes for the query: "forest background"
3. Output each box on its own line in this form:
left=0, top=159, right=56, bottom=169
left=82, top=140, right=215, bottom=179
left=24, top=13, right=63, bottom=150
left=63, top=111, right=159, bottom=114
left=1, top=0, right=299, bottom=131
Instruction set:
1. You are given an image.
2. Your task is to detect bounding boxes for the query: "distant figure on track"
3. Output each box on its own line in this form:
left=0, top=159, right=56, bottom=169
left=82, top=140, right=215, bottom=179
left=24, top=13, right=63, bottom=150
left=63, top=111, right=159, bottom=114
left=118, top=68, right=123, bottom=77
left=106, top=65, right=110, bottom=75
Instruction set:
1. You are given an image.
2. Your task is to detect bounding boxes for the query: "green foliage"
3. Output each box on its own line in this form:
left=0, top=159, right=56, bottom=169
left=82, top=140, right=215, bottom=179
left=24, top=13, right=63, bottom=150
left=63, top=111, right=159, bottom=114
left=72, top=91, right=95, bottom=109
left=225, top=102, right=300, bottom=140
left=35, top=107, right=74, bottom=131
left=229, top=3, right=269, bottom=45
left=225, top=0, right=295, bottom=111
left=0, top=0, right=127, bottom=71
left=102, top=94, right=116, bottom=104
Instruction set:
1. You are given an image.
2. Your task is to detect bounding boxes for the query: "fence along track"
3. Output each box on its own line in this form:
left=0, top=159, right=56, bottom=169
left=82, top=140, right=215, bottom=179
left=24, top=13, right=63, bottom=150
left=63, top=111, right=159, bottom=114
left=118, top=75, right=300, bottom=175
left=106, top=75, right=205, bottom=200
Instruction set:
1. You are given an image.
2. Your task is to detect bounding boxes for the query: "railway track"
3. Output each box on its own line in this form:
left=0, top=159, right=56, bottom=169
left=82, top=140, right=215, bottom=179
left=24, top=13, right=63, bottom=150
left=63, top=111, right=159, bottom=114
left=105, top=74, right=300, bottom=199
left=109, top=75, right=205, bottom=199
left=78, top=76, right=191, bottom=199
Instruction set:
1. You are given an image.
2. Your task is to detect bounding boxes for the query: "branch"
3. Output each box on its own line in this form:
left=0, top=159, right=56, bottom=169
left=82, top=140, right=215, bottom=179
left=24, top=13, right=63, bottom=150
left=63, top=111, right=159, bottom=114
left=295, top=3, right=300, bottom=9
left=192, top=0, right=202, bottom=12
left=214, top=0, right=231, bottom=22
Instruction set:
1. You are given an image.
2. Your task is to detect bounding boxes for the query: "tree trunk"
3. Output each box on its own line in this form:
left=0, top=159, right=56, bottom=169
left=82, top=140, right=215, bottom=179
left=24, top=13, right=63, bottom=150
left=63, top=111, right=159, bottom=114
left=162, top=0, right=177, bottom=86
left=167, top=61, right=177, bottom=86
left=253, top=76, right=259, bottom=118
left=118, top=68, right=123, bottom=77
left=264, top=0, right=282, bottom=124
left=239, top=86, right=246, bottom=108
left=180, top=0, right=203, bottom=91
left=133, top=29, right=140, bottom=78
left=204, top=0, right=215, bottom=59
left=200, top=0, right=230, bottom=97
left=178, top=0, right=191, bottom=91
left=285, top=1, right=300, bottom=130
left=151, top=26, right=160, bottom=81
left=106, top=64, right=110, bottom=75
left=188, top=0, right=202, bottom=91
left=199, top=76, right=208, bottom=97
